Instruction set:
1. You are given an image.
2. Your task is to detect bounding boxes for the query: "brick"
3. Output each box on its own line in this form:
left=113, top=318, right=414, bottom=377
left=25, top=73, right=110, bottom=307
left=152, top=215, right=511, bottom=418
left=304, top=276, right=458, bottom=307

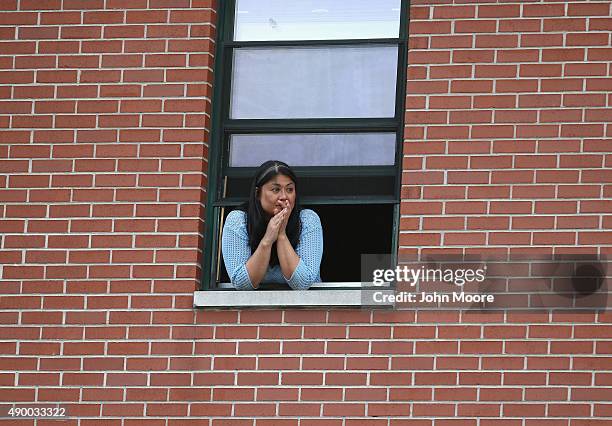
left=101, top=54, right=141, bottom=67
left=478, top=5, right=520, bottom=18
left=541, top=49, right=585, bottom=64
left=148, top=24, right=188, bottom=38
left=102, top=403, right=145, bottom=417
left=433, top=6, right=475, bottom=19
left=571, top=388, right=610, bottom=401
left=126, top=10, right=168, bottom=23
left=450, top=111, right=491, bottom=124
left=491, top=232, right=534, bottom=246
left=62, top=0, right=104, bottom=9
left=590, top=18, right=612, bottom=31
left=117, top=159, right=159, bottom=172
left=476, top=35, right=518, bottom=49
left=125, top=40, right=166, bottom=53
left=561, top=123, right=605, bottom=137
left=100, top=84, right=141, bottom=98
left=451, top=80, right=493, bottom=93
left=62, top=373, right=104, bottom=386
left=430, top=35, right=472, bottom=49
left=455, top=19, right=496, bottom=33
left=119, top=129, right=161, bottom=143
left=471, top=124, right=515, bottom=138
left=474, top=64, right=517, bottom=79
left=524, top=3, right=565, bottom=17
left=568, top=2, right=611, bottom=16
left=169, top=9, right=214, bottom=23
left=149, top=373, right=191, bottom=386
left=567, top=33, right=610, bottom=47
left=82, top=10, right=123, bottom=24
left=406, top=80, right=449, bottom=95
left=0, top=41, right=36, bottom=54
left=121, top=100, right=162, bottom=113
left=98, top=114, right=140, bottom=128
left=60, top=26, right=102, bottom=39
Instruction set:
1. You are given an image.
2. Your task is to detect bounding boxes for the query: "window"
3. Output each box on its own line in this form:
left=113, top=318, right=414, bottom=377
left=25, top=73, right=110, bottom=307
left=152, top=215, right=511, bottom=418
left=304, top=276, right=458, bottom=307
left=201, top=0, right=409, bottom=291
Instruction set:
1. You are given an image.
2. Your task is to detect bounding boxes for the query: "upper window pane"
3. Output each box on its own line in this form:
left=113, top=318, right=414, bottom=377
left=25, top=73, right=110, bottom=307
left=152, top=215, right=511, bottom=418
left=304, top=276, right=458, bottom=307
left=230, top=45, right=398, bottom=119
left=234, top=0, right=401, bottom=41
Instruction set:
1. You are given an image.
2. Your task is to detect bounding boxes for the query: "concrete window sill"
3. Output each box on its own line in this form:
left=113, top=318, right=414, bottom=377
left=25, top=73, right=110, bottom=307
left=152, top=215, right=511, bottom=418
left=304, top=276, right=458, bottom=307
left=193, top=282, right=392, bottom=308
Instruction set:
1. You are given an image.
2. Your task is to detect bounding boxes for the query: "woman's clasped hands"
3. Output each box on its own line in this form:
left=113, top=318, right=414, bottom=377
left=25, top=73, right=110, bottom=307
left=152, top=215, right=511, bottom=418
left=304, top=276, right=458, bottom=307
left=262, top=199, right=291, bottom=246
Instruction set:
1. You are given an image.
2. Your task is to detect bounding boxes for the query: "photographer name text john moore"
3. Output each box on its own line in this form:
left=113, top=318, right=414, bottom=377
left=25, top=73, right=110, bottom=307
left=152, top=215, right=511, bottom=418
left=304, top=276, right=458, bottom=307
left=374, top=291, right=495, bottom=305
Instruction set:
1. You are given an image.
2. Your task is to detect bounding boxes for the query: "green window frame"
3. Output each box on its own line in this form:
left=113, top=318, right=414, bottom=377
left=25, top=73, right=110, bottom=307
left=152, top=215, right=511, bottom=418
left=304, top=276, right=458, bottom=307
left=201, top=0, right=410, bottom=290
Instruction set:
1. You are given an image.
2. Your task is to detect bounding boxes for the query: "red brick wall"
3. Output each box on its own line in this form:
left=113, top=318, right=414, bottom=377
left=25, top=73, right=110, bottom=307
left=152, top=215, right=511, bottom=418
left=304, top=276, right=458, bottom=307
left=403, top=0, right=611, bottom=256
left=0, top=0, right=213, bottom=291
left=0, top=0, right=610, bottom=423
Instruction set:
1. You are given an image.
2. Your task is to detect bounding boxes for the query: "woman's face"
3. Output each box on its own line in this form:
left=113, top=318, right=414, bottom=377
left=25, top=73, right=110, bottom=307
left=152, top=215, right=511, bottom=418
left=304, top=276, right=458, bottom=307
left=258, top=174, right=296, bottom=216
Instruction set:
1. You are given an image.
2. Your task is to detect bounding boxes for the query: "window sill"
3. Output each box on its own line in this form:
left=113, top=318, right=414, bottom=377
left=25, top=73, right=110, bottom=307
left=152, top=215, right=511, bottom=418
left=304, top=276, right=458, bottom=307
left=193, top=282, right=393, bottom=308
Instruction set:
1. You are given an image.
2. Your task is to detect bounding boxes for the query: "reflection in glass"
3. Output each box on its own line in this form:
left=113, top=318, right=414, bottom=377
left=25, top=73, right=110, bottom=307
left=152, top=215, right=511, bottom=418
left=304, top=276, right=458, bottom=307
left=234, top=0, right=401, bottom=41
left=229, top=133, right=396, bottom=167
left=231, top=46, right=398, bottom=119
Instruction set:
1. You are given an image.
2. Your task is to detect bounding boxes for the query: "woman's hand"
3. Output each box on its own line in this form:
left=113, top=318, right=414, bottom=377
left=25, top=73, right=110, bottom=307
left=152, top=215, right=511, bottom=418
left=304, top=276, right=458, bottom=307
left=277, top=200, right=291, bottom=237
left=261, top=206, right=287, bottom=246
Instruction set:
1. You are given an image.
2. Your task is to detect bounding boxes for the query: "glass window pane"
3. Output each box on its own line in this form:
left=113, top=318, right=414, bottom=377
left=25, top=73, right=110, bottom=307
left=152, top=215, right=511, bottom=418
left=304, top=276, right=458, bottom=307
left=229, top=133, right=396, bottom=167
left=230, top=45, right=398, bottom=119
left=225, top=175, right=396, bottom=198
left=234, top=0, right=401, bottom=41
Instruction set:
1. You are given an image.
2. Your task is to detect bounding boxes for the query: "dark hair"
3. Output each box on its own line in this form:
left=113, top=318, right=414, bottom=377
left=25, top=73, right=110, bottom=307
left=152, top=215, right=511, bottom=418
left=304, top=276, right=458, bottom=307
left=237, top=160, right=301, bottom=266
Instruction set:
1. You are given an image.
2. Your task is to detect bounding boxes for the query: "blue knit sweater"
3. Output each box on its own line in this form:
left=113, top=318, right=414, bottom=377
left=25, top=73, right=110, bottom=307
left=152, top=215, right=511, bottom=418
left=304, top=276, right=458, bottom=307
left=221, top=209, right=323, bottom=290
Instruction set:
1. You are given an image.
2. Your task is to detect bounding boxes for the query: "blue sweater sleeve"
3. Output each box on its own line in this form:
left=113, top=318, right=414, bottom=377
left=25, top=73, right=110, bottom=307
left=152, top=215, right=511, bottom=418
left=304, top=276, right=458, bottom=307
left=221, top=210, right=255, bottom=290
left=284, top=209, right=323, bottom=290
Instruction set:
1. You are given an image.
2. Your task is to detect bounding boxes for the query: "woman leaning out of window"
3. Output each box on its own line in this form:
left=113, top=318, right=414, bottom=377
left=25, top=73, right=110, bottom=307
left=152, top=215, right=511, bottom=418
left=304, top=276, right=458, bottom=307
left=221, top=160, right=323, bottom=290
